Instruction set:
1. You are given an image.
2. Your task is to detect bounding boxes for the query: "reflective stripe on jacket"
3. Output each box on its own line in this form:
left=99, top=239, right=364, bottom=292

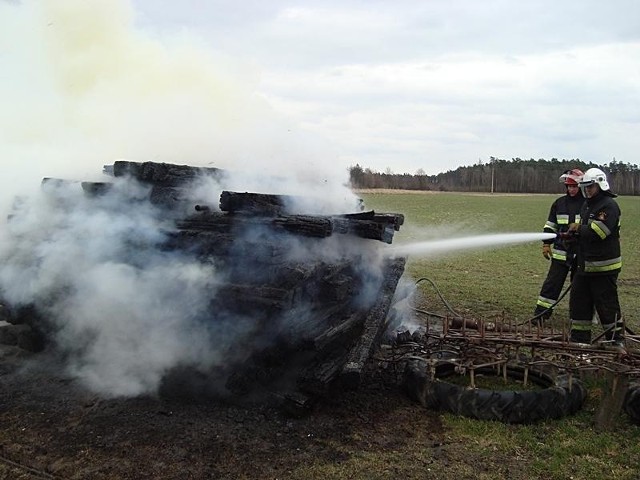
left=542, top=193, right=584, bottom=264
left=575, top=193, right=622, bottom=275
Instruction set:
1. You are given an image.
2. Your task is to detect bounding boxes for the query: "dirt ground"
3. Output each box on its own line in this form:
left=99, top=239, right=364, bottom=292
left=0, top=339, right=525, bottom=480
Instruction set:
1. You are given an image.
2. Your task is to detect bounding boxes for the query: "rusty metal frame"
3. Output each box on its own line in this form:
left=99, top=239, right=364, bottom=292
left=384, top=313, right=640, bottom=390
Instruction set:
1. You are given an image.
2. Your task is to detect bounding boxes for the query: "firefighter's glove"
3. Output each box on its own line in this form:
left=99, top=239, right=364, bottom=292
left=542, top=244, right=552, bottom=260
left=568, top=223, right=580, bottom=233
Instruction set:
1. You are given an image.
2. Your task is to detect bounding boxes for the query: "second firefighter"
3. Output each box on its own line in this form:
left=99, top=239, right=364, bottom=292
left=533, top=168, right=585, bottom=322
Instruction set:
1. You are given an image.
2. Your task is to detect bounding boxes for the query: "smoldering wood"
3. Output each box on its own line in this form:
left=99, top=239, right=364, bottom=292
left=277, top=302, right=362, bottom=348
left=163, top=230, right=236, bottom=257
left=340, top=211, right=405, bottom=231
left=340, top=256, right=408, bottom=389
left=81, top=182, right=113, bottom=196
left=219, top=191, right=290, bottom=215
left=30, top=160, right=408, bottom=412
left=217, top=191, right=403, bottom=243
left=269, top=258, right=407, bottom=397
left=110, top=160, right=224, bottom=187
left=163, top=191, right=407, bottom=402
left=0, top=323, right=41, bottom=351
left=215, top=284, right=296, bottom=314
left=218, top=258, right=407, bottom=398
left=297, top=350, right=350, bottom=397
left=212, top=262, right=359, bottom=320
left=177, top=211, right=334, bottom=238
left=272, top=215, right=334, bottom=237
left=310, top=310, right=368, bottom=352
left=177, top=209, right=400, bottom=243
left=332, top=218, right=396, bottom=244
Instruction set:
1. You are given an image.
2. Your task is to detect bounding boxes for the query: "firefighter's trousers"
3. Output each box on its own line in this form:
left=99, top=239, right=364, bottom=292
left=569, top=273, right=623, bottom=344
left=535, top=260, right=572, bottom=319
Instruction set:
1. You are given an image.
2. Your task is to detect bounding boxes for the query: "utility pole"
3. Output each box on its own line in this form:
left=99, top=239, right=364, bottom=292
left=491, top=157, right=495, bottom=194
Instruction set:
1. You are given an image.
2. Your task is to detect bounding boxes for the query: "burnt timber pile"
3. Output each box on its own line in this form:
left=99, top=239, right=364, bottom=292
left=2, top=161, right=407, bottom=413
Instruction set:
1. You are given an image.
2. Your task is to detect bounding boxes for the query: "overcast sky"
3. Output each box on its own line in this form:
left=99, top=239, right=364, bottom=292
left=1, top=0, right=639, bottom=186
left=127, top=0, right=640, bottom=175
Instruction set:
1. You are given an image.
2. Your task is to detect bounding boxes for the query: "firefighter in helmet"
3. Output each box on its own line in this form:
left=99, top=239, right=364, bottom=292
left=567, top=168, right=623, bottom=345
left=533, top=168, right=584, bottom=322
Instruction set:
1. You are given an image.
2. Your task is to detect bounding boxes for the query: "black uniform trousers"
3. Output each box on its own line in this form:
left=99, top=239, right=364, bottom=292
left=569, top=273, right=622, bottom=343
left=535, top=260, right=573, bottom=319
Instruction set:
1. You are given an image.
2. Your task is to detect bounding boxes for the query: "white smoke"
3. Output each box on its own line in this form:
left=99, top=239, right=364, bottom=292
left=0, top=0, right=364, bottom=396
left=0, top=178, right=231, bottom=396
left=0, top=0, right=357, bottom=213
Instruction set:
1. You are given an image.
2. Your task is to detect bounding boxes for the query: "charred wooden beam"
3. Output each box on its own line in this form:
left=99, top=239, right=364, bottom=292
left=340, top=211, right=405, bottom=231
left=81, top=182, right=113, bottom=196
left=340, top=256, right=407, bottom=389
left=349, top=220, right=396, bottom=244
left=163, top=230, right=235, bottom=257
left=177, top=211, right=333, bottom=238
left=215, top=284, right=295, bottom=314
left=110, top=160, right=223, bottom=187
left=219, top=191, right=291, bottom=215
left=276, top=301, right=361, bottom=347
left=332, top=211, right=404, bottom=243
left=297, top=350, right=350, bottom=396
left=164, top=230, right=298, bottom=263
left=272, top=215, right=333, bottom=237
left=178, top=210, right=400, bottom=243
left=149, top=186, right=189, bottom=206
left=310, top=310, right=368, bottom=352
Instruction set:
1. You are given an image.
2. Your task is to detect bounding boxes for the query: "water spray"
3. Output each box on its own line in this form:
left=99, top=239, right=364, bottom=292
left=384, top=232, right=556, bottom=257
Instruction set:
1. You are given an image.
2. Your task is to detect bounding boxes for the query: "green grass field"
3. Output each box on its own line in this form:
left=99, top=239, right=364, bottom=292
left=358, top=190, right=640, bottom=480
left=361, top=191, right=640, bottom=330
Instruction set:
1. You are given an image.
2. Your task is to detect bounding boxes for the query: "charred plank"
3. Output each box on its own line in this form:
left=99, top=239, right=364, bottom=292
left=177, top=211, right=333, bottom=238
left=219, top=191, right=290, bottom=215
left=339, top=211, right=405, bottom=231
left=81, top=182, right=113, bottom=196
left=215, top=284, right=295, bottom=314
left=340, top=256, right=407, bottom=389
left=110, top=160, right=223, bottom=186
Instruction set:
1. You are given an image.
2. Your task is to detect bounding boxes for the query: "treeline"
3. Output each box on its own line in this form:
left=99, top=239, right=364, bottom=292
left=349, top=158, right=640, bottom=195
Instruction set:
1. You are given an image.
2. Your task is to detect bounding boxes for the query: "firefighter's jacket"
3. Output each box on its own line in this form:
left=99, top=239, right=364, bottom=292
left=574, top=191, right=622, bottom=275
left=543, top=193, right=584, bottom=264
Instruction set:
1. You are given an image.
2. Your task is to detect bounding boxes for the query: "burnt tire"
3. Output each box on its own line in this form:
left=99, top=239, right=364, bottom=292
left=623, top=380, right=640, bottom=424
left=403, top=357, right=586, bottom=424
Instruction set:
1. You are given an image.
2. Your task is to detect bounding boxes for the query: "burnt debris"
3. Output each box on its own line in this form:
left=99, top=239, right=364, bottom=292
left=1, top=161, right=407, bottom=414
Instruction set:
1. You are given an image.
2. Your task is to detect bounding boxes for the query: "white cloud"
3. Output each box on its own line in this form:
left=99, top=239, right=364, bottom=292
left=3, top=0, right=640, bottom=179
left=254, top=39, right=640, bottom=172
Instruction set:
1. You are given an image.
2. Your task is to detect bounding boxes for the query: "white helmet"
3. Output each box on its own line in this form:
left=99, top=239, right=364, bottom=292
left=579, top=167, right=610, bottom=191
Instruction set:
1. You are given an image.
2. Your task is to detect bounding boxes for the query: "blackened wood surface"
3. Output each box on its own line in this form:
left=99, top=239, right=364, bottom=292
left=340, top=211, right=405, bottom=231
left=81, top=182, right=113, bottom=196
left=112, top=161, right=223, bottom=186
left=340, top=256, right=407, bottom=389
left=219, top=191, right=293, bottom=215
left=311, top=310, right=368, bottom=352
left=177, top=211, right=333, bottom=238
left=177, top=212, right=398, bottom=243
left=216, top=284, right=295, bottom=313
left=298, top=350, right=350, bottom=396
left=334, top=218, right=395, bottom=244
left=272, top=215, right=333, bottom=237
